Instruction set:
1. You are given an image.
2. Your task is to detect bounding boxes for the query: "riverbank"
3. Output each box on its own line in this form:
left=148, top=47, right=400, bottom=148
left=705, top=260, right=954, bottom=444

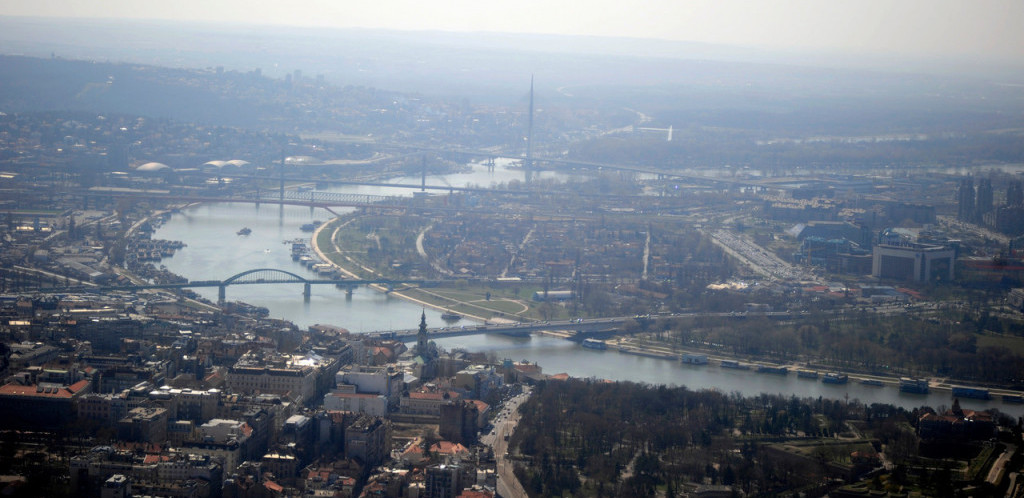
left=537, top=330, right=1024, bottom=401
left=310, top=216, right=502, bottom=324
left=141, top=196, right=1024, bottom=415
left=120, top=204, right=223, bottom=314
left=308, top=214, right=1024, bottom=401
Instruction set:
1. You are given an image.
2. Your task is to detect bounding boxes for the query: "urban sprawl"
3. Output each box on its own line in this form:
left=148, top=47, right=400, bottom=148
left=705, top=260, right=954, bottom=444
left=2, top=55, right=1024, bottom=497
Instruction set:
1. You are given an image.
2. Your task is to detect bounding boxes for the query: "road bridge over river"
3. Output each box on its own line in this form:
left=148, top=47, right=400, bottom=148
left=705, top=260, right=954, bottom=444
left=32, top=264, right=811, bottom=341
left=85, top=187, right=416, bottom=215
left=364, top=310, right=800, bottom=343
left=369, top=143, right=779, bottom=191
left=366, top=316, right=631, bottom=342
left=53, top=268, right=435, bottom=304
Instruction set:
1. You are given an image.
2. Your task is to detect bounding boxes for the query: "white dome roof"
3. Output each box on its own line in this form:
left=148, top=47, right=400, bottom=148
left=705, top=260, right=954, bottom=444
left=136, top=162, right=171, bottom=172
left=284, top=155, right=321, bottom=166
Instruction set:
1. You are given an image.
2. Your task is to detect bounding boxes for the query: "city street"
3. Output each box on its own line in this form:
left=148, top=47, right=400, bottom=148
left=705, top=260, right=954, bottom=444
left=481, top=388, right=531, bottom=498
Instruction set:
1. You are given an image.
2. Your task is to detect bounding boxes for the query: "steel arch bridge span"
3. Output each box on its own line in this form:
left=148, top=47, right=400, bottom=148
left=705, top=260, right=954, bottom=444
left=223, top=268, right=310, bottom=285
left=213, top=268, right=424, bottom=303
left=218, top=268, right=313, bottom=303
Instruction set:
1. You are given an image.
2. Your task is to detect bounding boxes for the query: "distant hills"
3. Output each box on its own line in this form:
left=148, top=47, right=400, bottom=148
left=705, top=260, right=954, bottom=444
left=0, top=55, right=266, bottom=126
left=2, top=16, right=1023, bottom=154
left=2, top=16, right=1022, bottom=104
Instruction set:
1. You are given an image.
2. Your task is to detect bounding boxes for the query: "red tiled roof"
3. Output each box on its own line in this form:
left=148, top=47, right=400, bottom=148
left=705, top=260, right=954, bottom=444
left=402, top=444, right=424, bottom=457
left=371, top=346, right=395, bottom=360
left=409, top=391, right=458, bottom=401
left=458, top=491, right=494, bottom=498
left=114, top=442, right=163, bottom=454
left=0, top=383, right=75, bottom=399
left=430, top=441, right=469, bottom=455
left=68, top=379, right=90, bottom=393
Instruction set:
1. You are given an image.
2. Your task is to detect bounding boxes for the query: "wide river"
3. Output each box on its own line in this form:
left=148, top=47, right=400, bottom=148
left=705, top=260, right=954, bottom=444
left=152, top=160, right=1022, bottom=416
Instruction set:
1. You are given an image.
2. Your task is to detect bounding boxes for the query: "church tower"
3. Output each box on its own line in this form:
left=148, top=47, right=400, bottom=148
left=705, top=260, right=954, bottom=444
left=417, top=309, right=428, bottom=354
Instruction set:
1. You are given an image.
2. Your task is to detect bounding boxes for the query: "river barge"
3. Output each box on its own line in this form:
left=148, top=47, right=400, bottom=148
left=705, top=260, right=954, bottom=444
left=756, top=365, right=788, bottom=375
left=822, top=372, right=849, bottom=384
left=899, top=378, right=930, bottom=394
left=440, top=311, right=462, bottom=321
left=951, top=387, right=990, bottom=400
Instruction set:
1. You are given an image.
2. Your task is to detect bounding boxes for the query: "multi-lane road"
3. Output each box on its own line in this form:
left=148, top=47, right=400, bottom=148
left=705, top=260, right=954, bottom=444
left=480, top=388, right=532, bottom=498
left=707, top=228, right=818, bottom=283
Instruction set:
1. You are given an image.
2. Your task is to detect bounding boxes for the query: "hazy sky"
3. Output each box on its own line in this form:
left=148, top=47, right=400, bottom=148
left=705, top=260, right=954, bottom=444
left=3, top=0, right=1022, bottom=63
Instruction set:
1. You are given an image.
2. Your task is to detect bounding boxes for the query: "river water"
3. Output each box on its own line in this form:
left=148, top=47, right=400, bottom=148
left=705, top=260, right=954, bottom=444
left=152, top=160, right=1023, bottom=416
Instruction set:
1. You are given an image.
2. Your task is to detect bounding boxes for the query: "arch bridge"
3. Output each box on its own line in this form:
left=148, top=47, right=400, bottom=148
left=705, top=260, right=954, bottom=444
left=219, top=268, right=313, bottom=303
left=214, top=268, right=426, bottom=303
left=55, top=268, right=429, bottom=304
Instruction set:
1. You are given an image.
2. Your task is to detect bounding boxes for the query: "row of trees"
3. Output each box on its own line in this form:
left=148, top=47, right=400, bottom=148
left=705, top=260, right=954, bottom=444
left=643, top=309, right=1024, bottom=385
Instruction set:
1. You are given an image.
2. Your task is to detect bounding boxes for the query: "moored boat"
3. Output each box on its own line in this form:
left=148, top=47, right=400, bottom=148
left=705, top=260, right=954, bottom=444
left=822, top=372, right=849, bottom=384
left=899, top=377, right=929, bottom=394
left=440, top=311, right=462, bottom=321
left=756, top=365, right=788, bottom=375
left=951, top=386, right=990, bottom=400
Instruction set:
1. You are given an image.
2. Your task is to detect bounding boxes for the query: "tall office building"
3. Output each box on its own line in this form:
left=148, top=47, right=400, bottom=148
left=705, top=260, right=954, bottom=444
left=957, top=177, right=975, bottom=222
left=976, top=177, right=994, bottom=221
left=1007, top=180, right=1023, bottom=207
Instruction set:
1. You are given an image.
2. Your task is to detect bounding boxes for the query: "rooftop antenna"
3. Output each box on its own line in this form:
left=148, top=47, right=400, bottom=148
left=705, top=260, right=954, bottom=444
left=525, top=75, right=534, bottom=184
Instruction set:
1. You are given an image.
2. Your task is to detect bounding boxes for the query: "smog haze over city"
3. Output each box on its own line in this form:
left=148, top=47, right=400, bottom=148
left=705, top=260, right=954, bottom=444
left=2, top=2, right=1024, bottom=497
